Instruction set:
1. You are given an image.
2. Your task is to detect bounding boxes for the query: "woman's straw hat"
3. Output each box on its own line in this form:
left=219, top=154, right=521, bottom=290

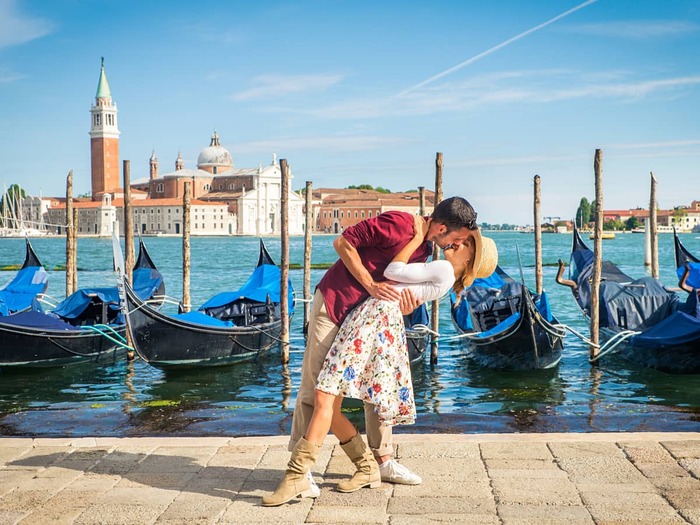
left=462, top=232, right=498, bottom=288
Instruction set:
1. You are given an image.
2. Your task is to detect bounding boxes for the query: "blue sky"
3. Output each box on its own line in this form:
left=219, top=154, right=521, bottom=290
left=1, top=0, right=698, bottom=225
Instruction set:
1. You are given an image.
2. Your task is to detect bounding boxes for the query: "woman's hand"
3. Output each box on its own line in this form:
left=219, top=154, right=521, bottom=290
left=413, top=215, right=429, bottom=241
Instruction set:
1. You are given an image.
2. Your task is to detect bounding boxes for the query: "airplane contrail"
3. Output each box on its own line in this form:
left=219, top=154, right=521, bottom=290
left=397, top=0, right=599, bottom=97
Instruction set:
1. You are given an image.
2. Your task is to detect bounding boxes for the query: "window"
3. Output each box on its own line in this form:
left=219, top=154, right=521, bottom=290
left=355, top=211, right=358, bottom=218
left=219, top=184, right=223, bottom=190
left=369, top=211, right=372, bottom=217
left=361, top=211, right=365, bottom=218
left=156, top=183, right=164, bottom=193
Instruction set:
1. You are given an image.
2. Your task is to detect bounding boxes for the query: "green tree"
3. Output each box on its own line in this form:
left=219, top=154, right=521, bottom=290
left=604, top=218, right=623, bottom=231
left=625, top=216, right=640, bottom=230
left=575, top=197, right=591, bottom=227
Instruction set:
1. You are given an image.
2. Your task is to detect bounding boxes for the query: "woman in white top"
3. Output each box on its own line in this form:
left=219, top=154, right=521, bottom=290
left=316, top=215, right=496, bottom=426
left=263, top=216, right=498, bottom=506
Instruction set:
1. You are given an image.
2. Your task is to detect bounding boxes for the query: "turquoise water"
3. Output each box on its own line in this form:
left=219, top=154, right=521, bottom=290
left=0, top=232, right=699, bottom=437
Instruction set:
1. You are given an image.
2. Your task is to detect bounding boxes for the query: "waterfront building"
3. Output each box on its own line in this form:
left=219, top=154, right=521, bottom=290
left=604, top=203, right=700, bottom=232
left=134, top=135, right=305, bottom=236
left=313, top=188, right=434, bottom=233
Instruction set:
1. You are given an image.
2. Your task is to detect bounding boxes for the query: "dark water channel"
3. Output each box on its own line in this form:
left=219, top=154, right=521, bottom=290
left=1, top=232, right=699, bottom=437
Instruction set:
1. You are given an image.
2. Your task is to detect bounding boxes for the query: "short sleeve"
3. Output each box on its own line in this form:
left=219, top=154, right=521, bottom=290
left=342, top=211, right=413, bottom=248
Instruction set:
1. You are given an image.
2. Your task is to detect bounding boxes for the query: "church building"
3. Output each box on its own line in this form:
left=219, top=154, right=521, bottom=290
left=42, top=59, right=304, bottom=237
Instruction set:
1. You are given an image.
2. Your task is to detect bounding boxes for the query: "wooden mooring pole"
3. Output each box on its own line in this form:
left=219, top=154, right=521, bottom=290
left=418, top=186, right=426, bottom=216
left=72, top=208, right=79, bottom=292
left=590, top=149, right=604, bottom=361
left=123, top=160, right=134, bottom=282
left=430, top=153, right=444, bottom=365
left=303, top=181, right=313, bottom=338
left=65, top=170, right=75, bottom=297
left=182, top=181, right=191, bottom=313
left=533, top=174, right=543, bottom=296
left=122, top=160, right=135, bottom=359
left=649, top=172, right=659, bottom=279
left=280, top=159, right=291, bottom=364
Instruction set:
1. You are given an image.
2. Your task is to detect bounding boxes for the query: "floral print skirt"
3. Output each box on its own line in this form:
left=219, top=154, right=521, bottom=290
left=316, top=297, right=416, bottom=426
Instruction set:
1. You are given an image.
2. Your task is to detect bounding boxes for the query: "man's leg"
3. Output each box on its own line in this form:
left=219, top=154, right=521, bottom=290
left=289, top=290, right=339, bottom=451
left=364, top=393, right=422, bottom=485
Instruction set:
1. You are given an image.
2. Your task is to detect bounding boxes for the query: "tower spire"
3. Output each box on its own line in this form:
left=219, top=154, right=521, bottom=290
left=95, top=57, right=112, bottom=100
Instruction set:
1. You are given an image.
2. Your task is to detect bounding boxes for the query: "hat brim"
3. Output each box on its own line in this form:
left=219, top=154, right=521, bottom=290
left=461, top=229, right=483, bottom=289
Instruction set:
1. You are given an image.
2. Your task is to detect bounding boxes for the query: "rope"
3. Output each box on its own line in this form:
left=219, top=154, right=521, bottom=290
left=80, top=325, right=134, bottom=351
left=589, top=330, right=640, bottom=363
left=552, top=324, right=599, bottom=348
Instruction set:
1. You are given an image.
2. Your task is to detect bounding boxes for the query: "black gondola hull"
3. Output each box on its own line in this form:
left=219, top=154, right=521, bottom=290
left=0, top=322, right=124, bottom=367
left=406, top=330, right=429, bottom=364
left=453, top=295, right=564, bottom=370
left=563, top=226, right=700, bottom=373
left=125, top=282, right=283, bottom=368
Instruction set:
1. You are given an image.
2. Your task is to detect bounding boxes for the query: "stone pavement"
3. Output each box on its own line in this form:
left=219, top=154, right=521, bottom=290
left=0, top=432, right=699, bottom=525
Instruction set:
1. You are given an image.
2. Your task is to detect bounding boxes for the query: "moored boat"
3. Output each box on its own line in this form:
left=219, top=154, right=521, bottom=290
left=123, top=239, right=294, bottom=368
left=0, top=239, right=164, bottom=367
left=556, top=225, right=700, bottom=373
left=450, top=266, right=565, bottom=370
left=0, top=239, right=48, bottom=316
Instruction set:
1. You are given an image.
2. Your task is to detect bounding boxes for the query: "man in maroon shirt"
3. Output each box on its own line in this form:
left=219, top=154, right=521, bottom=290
left=289, top=196, right=480, bottom=491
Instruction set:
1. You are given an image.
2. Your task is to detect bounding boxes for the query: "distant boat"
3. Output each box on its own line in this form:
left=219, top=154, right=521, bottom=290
left=632, top=225, right=675, bottom=234
left=557, top=225, right=700, bottom=373
left=590, top=232, right=615, bottom=240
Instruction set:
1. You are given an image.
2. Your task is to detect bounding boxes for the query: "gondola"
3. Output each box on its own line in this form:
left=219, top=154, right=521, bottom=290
left=404, top=304, right=430, bottom=363
left=556, top=225, right=700, bottom=373
left=674, top=228, right=700, bottom=291
left=0, top=239, right=164, bottom=367
left=0, top=238, right=48, bottom=316
left=450, top=265, right=565, bottom=370
left=123, top=239, right=294, bottom=368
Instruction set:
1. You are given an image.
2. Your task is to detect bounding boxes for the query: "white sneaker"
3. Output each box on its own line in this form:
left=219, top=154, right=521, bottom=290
left=307, top=470, right=320, bottom=497
left=378, top=459, right=422, bottom=485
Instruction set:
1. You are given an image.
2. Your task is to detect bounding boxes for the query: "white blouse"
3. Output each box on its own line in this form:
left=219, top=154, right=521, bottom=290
left=383, top=260, right=455, bottom=303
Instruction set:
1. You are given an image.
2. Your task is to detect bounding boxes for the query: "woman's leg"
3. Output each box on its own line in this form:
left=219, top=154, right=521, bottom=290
left=305, top=389, right=341, bottom=444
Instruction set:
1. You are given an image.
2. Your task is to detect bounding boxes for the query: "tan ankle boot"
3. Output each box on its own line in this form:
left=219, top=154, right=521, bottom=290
left=337, top=434, right=381, bottom=493
left=262, top=438, right=322, bottom=507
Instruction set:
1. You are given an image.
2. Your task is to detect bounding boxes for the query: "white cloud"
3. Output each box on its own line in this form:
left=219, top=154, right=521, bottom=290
left=0, top=0, right=53, bottom=49
left=231, top=73, right=344, bottom=101
left=278, top=70, right=700, bottom=120
left=235, top=135, right=411, bottom=154
left=0, top=67, right=25, bottom=83
left=563, top=20, right=700, bottom=38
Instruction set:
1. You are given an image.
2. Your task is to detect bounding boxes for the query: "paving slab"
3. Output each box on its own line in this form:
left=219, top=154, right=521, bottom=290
left=0, top=432, right=697, bottom=524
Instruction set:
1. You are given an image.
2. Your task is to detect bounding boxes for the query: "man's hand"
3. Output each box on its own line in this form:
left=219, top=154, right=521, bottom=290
left=399, top=288, right=422, bottom=316
left=368, top=281, right=402, bottom=302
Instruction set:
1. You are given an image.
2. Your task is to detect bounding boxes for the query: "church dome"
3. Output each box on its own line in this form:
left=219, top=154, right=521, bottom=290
left=197, top=131, right=233, bottom=169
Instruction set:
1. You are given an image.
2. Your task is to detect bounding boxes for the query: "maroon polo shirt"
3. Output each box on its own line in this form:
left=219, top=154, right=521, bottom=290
left=317, top=211, right=432, bottom=326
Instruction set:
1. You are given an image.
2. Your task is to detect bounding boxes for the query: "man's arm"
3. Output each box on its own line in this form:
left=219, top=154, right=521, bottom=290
left=333, top=236, right=402, bottom=302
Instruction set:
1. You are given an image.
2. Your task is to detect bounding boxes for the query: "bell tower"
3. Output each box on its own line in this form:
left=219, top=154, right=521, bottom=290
left=89, top=58, right=120, bottom=200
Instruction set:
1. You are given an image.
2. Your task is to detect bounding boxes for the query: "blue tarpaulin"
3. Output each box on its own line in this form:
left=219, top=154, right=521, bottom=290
left=52, top=287, right=121, bottom=320
left=172, top=311, right=235, bottom=327
left=199, top=264, right=294, bottom=313
left=630, top=310, right=700, bottom=348
left=0, top=265, right=48, bottom=316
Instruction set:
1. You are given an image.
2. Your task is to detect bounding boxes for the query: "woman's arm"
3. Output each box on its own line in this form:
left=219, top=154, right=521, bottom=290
left=390, top=215, right=429, bottom=264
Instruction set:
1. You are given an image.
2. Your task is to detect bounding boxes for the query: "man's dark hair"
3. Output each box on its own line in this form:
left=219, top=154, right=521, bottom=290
left=431, top=196, right=478, bottom=232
